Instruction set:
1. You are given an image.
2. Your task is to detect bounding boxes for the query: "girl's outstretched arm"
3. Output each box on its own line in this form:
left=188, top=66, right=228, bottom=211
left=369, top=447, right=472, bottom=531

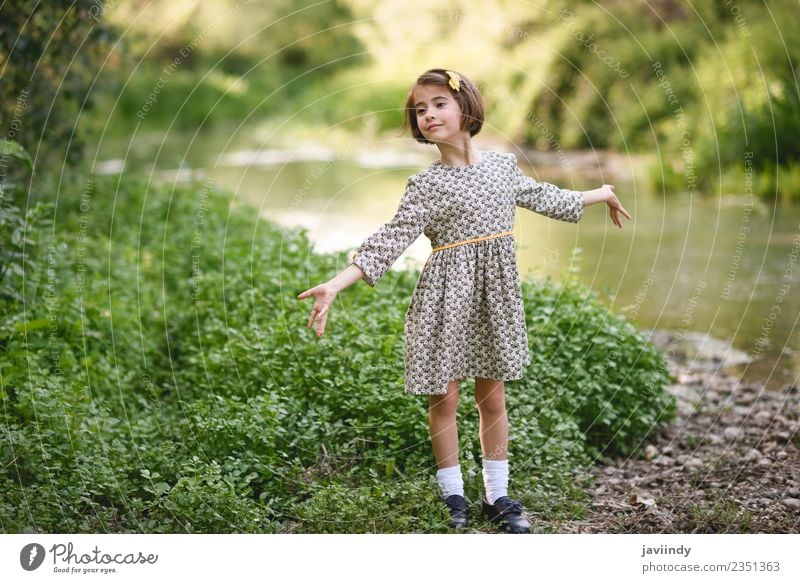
left=297, top=175, right=429, bottom=337
left=507, top=152, right=631, bottom=228
left=296, top=264, right=366, bottom=337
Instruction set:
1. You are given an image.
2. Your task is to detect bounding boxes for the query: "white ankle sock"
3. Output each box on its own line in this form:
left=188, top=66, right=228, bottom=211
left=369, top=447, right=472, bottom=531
left=435, top=464, right=464, bottom=498
left=482, top=458, right=509, bottom=504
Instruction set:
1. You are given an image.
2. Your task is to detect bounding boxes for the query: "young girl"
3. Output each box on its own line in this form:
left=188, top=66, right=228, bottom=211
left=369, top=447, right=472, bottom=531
left=297, top=68, right=631, bottom=533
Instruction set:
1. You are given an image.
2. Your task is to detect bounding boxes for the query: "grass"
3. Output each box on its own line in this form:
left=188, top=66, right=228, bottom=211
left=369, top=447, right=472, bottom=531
left=1, top=169, right=675, bottom=533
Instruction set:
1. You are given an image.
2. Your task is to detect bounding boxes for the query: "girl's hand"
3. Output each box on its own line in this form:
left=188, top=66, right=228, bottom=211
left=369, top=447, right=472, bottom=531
left=601, top=184, right=632, bottom=229
left=297, top=283, right=338, bottom=337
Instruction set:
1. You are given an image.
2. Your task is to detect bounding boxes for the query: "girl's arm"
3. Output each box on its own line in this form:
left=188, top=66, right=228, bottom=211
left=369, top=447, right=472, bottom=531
left=297, top=175, right=429, bottom=337
left=507, top=152, right=631, bottom=228
left=329, top=263, right=368, bottom=293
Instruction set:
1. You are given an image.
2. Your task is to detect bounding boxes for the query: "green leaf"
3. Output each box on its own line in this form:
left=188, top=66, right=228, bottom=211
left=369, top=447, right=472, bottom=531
left=0, top=140, right=33, bottom=171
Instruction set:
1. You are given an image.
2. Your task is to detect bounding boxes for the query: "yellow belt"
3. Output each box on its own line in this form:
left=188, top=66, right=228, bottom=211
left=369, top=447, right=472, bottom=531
left=431, top=230, right=513, bottom=253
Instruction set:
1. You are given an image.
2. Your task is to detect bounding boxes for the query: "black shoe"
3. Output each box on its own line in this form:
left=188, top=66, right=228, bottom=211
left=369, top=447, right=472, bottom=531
left=481, top=494, right=530, bottom=533
left=443, top=494, right=469, bottom=529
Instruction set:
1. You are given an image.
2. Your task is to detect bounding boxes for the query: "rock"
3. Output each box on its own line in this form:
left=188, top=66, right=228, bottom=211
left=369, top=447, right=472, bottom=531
left=781, top=498, right=800, bottom=510
left=643, top=445, right=659, bottom=460
left=628, top=487, right=657, bottom=510
left=685, top=457, right=705, bottom=469
left=724, top=426, right=743, bottom=440
left=744, top=448, right=763, bottom=462
left=754, top=410, right=773, bottom=422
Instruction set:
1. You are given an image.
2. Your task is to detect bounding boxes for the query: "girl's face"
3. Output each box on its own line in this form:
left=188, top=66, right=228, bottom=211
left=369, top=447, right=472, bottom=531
left=412, top=84, right=466, bottom=144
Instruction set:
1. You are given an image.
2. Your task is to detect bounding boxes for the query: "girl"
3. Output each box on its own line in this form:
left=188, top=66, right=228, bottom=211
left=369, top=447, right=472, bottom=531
left=297, top=68, right=631, bottom=533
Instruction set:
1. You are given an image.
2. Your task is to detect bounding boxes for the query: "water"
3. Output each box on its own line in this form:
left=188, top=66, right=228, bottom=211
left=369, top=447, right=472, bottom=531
left=95, top=125, right=800, bottom=391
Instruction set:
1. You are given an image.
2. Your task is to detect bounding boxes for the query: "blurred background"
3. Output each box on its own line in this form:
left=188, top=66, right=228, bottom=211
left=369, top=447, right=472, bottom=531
left=1, top=0, right=799, bottom=533
left=10, top=0, right=795, bottom=384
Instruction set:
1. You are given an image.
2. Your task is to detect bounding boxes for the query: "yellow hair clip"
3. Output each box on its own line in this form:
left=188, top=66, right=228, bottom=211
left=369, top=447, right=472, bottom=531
left=445, top=70, right=461, bottom=92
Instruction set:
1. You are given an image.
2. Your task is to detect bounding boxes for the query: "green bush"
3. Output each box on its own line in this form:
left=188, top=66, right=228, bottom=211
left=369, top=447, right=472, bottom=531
left=1, top=168, right=674, bottom=533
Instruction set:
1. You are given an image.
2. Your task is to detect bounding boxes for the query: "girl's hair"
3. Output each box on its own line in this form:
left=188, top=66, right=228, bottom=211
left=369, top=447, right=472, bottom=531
left=402, top=68, right=484, bottom=145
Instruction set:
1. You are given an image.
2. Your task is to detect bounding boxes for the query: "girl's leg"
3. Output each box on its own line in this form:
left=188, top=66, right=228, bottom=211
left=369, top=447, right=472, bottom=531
left=428, top=379, right=461, bottom=468
left=474, top=377, right=531, bottom=532
left=474, top=377, right=508, bottom=460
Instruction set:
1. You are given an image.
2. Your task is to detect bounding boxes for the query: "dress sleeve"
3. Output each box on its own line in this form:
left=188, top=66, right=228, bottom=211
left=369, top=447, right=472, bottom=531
left=350, top=175, right=430, bottom=287
left=507, top=152, right=584, bottom=223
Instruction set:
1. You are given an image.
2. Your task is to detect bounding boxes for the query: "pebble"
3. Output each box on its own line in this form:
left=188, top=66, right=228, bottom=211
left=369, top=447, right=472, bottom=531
left=781, top=498, right=800, bottom=510
left=723, top=426, right=743, bottom=440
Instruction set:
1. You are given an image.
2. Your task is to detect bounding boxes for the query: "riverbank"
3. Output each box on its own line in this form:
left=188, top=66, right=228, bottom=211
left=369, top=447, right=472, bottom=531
left=554, top=329, right=800, bottom=534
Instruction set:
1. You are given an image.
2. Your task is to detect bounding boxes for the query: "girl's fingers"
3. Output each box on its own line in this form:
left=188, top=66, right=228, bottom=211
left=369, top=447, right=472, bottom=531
left=316, top=315, right=328, bottom=336
left=611, top=207, right=621, bottom=228
left=306, top=302, right=330, bottom=332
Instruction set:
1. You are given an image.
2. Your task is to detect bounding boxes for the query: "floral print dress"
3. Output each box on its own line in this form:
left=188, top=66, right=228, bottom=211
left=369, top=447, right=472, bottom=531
left=351, top=150, right=584, bottom=396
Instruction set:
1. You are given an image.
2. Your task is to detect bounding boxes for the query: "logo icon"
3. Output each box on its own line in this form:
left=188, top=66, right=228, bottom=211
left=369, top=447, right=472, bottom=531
left=20, top=543, right=46, bottom=571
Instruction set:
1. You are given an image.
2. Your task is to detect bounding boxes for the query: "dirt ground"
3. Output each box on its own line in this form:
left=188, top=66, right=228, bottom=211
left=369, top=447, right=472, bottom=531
left=554, top=329, right=800, bottom=533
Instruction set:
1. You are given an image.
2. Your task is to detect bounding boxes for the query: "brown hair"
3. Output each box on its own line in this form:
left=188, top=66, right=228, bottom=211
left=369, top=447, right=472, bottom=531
left=401, top=68, right=485, bottom=145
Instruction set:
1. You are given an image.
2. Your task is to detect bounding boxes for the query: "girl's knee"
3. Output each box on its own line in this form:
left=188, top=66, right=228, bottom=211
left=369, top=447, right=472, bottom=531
left=474, top=378, right=506, bottom=414
left=475, top=396, right=505, bottom=417
left=429, top=381, right=459, bottom=415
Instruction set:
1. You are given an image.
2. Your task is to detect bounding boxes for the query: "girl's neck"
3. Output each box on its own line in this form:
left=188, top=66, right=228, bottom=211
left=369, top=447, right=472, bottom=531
left=436, top=141, right=482, bottom=168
